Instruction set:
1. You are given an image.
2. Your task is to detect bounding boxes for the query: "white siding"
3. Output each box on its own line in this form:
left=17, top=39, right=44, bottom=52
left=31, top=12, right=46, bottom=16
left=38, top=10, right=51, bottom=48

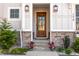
left=0, top=3, right=76, bottom=32
left=22, top=3, right=32, bottom=31
left=0, top=3, right=22, bottom=31
left=51, top=3, right=75, bottom=31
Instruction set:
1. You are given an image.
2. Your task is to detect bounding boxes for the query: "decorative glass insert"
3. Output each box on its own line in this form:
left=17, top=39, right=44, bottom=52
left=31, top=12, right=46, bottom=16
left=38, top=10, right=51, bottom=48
left=38, top=16, right=45, bottom=31
left=10, top=9, right=19, bottom=18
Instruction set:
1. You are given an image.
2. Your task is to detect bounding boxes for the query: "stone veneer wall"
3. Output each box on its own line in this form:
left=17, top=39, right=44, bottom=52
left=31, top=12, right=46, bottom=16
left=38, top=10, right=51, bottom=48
left=50, top=32, right=75, bottom=47
left=22, top=31, right=31, bottom=47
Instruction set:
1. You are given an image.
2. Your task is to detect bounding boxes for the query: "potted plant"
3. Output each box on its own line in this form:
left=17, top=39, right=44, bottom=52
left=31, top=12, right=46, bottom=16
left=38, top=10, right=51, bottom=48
left=28, top=41, right=34, bottom=50
left=48, top=41, right=55, bottom=51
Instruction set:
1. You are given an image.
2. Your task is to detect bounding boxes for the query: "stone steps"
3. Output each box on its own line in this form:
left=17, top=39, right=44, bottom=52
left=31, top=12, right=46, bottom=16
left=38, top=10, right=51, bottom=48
left=33, top=46, right=50, bottom=51
left=34, top=40, right=49, bottom=47
left=26, top=40, right=58, bottom=56
left=33, top=40, right=50, bottom=51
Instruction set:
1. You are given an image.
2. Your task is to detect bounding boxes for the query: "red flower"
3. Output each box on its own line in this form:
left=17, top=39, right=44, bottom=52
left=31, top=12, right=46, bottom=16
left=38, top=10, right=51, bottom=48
left=48, top=41, right=55, bottom=49
left=28, top=41, right=34, bottom=49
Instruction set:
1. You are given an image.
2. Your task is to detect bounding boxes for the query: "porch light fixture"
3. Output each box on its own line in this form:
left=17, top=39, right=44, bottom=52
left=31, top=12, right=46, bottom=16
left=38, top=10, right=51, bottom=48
left=53, top=5, right=58, bottom=12
left=68, top=3, right=72, bottom=9
left=25, top=5, right=29, bottom=12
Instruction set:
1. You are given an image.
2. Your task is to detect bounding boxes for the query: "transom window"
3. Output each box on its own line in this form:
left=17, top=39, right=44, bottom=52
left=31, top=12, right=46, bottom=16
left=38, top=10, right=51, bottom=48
left=10, top=9, right=19, bottom=18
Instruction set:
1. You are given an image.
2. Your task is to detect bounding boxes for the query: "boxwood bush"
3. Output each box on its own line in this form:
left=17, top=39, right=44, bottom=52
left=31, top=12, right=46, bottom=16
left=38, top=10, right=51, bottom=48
left=64, top=36, right=70, bottom=49
left=72, top=37, right=79, bottom=53
left=9, top=48, right=30, bottom=55
left=56, top=47, right=64, bottom=52
left=65, top=48, right=72, bottom=55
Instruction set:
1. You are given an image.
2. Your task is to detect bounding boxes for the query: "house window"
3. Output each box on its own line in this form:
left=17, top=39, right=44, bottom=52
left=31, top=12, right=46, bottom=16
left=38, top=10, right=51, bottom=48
left=76, top=5, right=79, bottom=30
left=10, top=9, right=19, bottom=18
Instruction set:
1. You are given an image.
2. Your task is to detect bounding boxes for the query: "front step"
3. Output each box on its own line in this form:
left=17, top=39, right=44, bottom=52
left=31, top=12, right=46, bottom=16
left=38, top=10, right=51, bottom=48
left=33, top=40, right=49, bottom=44
left=34, top=40, right=49, bottom=47
left=33, top=46, right=50, bottom=51
left=33, top=40, right=50, bottom=51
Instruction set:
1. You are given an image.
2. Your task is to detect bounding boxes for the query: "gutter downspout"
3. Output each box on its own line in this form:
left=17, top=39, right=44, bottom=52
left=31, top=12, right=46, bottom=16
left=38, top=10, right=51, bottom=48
left=20, top=3, right=24, bottom=48
left=20, top=29, right=23, bottom=48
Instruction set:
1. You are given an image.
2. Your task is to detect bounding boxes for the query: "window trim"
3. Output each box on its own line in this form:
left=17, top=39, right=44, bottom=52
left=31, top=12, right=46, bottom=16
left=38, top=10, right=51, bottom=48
left=8, top=7, right=21, bottom=21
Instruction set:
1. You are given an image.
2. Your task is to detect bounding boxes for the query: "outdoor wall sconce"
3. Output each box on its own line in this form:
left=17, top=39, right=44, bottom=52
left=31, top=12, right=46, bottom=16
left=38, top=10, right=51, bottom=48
left=25, top=5, right=29, bottom=12
left=53, top=5, right=58, bottom=12
left=68, top=3, right=72, bottom=9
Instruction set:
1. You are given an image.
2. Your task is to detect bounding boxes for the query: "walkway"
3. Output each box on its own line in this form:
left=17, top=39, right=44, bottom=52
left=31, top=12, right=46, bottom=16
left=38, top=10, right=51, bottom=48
left=26, top=51, right=58, bottom=56
left=26, top=40, right=58, bottom=56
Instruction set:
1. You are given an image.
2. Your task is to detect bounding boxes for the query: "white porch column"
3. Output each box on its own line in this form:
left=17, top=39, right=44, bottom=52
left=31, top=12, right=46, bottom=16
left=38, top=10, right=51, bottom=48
left=22, top=3, right=26, bottom=30
left=20, top=3, right=26, bottom=48
left=72, top=4, right=76, bottom=31
left=21, top=3, right=33, bottom=47
left=50, top=3, right=53, bottom=42
left=30, top=3, right=33, bottom=41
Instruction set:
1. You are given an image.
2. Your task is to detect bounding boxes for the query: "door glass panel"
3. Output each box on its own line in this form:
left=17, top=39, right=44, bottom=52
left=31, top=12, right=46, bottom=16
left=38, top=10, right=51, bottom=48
left=38, top=16, right=45, bottom=31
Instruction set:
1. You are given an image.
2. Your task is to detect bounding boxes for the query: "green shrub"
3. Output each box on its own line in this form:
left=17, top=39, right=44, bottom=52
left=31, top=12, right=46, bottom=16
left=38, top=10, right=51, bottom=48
left=10, top=48, right=30, bottom=55
left=1, top=49, right=9, bottom=54
left=64, top=36, right=70, bottom=49
left=0, top=49, right=3, bottom=54
left=56, top=47, right=64, bottom=52
left=72, top=37, right=79, bottom=53
left=0, top=19, right=17, bottom=49
left=65, top=48, right=72, bottom=55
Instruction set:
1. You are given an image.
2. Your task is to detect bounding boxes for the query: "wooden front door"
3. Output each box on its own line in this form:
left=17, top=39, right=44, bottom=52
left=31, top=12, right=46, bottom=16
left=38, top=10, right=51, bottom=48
left=36, top=12, right=46, bottom=37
